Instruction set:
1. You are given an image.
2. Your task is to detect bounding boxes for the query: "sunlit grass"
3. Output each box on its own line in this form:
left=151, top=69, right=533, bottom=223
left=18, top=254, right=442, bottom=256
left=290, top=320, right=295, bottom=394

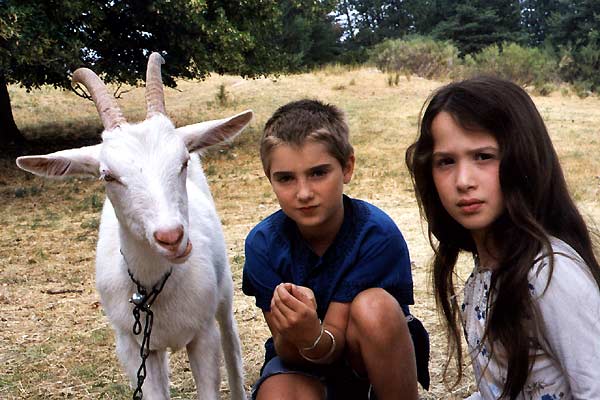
left=2, top=67, right=599, bottom=399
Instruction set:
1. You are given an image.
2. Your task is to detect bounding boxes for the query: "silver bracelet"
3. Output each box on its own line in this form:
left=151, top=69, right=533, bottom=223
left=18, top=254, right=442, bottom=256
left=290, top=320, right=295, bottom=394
left=300, top=320, right=324, bottom=352
left=299, top=329, right=336, bottom=364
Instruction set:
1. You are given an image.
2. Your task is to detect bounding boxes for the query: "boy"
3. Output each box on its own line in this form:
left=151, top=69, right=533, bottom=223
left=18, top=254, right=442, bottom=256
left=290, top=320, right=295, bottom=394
left=242, top=100, right=429, bottom=400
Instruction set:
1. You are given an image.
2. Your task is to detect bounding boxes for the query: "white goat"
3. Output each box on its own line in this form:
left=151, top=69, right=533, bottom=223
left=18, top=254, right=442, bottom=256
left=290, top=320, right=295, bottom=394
left=16, top=52, right=250, bottom=400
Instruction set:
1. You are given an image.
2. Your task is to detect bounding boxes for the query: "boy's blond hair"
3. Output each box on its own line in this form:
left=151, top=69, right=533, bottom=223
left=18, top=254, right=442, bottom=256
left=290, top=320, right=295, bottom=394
left=260, top=99, right=354, bottom=177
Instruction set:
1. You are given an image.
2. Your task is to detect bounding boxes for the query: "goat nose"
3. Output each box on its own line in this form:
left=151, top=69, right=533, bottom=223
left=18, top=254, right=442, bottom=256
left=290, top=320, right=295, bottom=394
left=154, top=225, right=184, bottom=247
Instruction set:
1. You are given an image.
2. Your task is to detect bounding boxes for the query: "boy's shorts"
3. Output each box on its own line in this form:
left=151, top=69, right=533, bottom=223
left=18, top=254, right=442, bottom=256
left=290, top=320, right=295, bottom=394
left=250, top=356, right=372, bottom=400
left=251, top=315, right=429, bottom=399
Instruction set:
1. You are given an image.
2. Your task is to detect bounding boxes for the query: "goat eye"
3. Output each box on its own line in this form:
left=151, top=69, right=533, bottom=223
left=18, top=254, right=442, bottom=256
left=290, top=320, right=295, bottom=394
left=180, top=160, right=189, bottom=173
left=100, top=172, right=116, bottom=182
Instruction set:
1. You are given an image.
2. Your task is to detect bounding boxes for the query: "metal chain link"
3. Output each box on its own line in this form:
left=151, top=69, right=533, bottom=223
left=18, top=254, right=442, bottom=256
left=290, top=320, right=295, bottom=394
left=126, top=266, right=172, bottom=400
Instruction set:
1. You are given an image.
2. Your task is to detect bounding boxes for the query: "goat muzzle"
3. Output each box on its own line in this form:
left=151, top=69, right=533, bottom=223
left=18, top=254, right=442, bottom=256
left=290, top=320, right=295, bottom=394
left=167, top=240, right=193, bottom=264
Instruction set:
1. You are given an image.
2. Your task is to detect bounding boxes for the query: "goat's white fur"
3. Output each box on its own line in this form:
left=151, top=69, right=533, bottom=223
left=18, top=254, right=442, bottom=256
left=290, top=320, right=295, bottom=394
left=16, top=63, right=251, bottom=399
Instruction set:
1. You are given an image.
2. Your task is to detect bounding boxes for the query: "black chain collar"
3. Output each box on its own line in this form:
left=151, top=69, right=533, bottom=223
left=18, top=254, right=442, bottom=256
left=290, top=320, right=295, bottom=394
left=121, top=250, right=172, bottom=400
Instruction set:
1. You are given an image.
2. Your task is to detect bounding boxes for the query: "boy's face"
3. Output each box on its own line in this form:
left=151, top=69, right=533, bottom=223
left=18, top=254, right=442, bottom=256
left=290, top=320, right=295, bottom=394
left=268, top=140, right=354, bottom=237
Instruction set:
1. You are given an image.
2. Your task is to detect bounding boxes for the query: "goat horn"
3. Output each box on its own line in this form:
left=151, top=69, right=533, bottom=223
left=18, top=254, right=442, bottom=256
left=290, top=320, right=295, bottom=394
left=145, top=52, right=166, bottom=119
left=72, top=68, right=126, bottom=131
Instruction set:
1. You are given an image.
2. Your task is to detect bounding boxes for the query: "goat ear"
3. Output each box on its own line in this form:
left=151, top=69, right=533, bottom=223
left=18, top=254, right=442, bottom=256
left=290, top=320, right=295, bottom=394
left=176, top=110, right=253, bottom=153
left=16, top=144, right=101, bottom=178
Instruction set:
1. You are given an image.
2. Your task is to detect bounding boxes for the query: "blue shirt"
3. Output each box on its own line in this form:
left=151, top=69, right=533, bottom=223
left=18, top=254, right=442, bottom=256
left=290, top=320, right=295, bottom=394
left=243, top=195, right=415, bottom=364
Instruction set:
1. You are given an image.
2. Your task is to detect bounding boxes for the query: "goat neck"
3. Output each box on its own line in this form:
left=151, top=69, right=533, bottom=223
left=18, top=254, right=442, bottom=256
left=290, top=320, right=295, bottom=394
left=118, top=225, right=176, bottom=286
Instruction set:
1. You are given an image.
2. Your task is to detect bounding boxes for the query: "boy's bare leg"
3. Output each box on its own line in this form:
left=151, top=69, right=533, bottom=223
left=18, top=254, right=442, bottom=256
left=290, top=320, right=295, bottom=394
left=256, top=374, right=326, bottom=400
left=346, top=288, right=418, bottom=400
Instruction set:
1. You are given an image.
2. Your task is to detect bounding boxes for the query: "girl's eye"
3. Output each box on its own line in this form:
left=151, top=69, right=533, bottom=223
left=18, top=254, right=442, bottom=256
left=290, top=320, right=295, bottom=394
left=475, top=153, right=495, bottom=161
left=434, top=157, right=454, bottom=168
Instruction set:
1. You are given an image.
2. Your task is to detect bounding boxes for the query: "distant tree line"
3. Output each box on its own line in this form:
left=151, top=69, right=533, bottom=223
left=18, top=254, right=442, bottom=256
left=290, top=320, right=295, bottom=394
left=1, top=0, right=598, bottom=149
left=327, top=0, right=599, bottom=92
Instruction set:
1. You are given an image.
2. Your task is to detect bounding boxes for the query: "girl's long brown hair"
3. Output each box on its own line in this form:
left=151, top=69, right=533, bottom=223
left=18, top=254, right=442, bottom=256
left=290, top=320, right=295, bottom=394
left=406, top=76, right=600, bottom=398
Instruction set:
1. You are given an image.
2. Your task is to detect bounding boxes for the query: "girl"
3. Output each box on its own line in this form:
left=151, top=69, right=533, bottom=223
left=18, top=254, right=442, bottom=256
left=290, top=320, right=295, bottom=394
left=405, top=76, right=600, bottom=399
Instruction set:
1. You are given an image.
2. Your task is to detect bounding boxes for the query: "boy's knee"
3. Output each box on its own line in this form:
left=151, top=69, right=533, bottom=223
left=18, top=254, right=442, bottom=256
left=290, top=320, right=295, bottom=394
left=349, top=288, right=405, bottom=334
left=256, top=374, right=325, bottom=400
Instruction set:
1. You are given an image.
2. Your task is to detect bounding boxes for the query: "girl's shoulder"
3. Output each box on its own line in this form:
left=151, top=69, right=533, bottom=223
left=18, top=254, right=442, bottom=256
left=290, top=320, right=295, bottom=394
left=528, top=236, right=597, bottom=299
left=526, top=238, right=600, bottom=399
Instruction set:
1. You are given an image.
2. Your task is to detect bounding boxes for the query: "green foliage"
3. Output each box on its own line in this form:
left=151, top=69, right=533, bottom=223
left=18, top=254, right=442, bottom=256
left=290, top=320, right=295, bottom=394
left=464, top=42, right=558, bottom=87
left=546, top=0, right=600, bottom=92
left=76, top=193, right=104, bottom=212
left=336, top=0, right=438, bottom=63
left=14, top=185, right=42, bottom=198
left=81, top=218, right=100, bottom=230
left=571, top=80, right=593, bottom=99
left=520, top=0, right=561, bottom=46
left=546, top=0, right=599, bottom=49
left=386, top=72, right=402, bottom=87
left=557, top=33, right=600, bottom=93
left=0, top=0, right=291, bottom=90
left=2, top=0, right=600, bottom=96
left=533, top=83, right=556, bottom=97
left=278, top=0, right=342, bottom=69
left=337, top=0, right=418, bottom=48
left=370, top=36, right=459, bottom=80
left=0, top=0, right=293, bottom=147
left=215, top=84, right=232, bottom=107
left=338, top=0, right=525, bottom=57
left=0, top=1, right=87, bottom=89
left=431, top=1, right=524, bottom=56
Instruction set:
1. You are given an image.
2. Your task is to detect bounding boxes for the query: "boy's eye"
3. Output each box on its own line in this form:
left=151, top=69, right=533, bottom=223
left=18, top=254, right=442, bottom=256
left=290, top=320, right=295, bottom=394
left=276, top=175, right=293, bottom=183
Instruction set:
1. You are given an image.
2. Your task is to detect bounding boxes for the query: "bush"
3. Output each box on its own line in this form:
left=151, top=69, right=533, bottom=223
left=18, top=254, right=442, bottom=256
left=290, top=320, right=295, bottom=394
left=215, top=84, right=232, bottom=106
left=369, top=36, right=460, bottom=80
left=464, top=42, right=558, bottom=87
left=558, top=31, right=600, bottom=93
left=572, top=80, right=593, bottom=98
left=533, top=83, right=556, bottom=97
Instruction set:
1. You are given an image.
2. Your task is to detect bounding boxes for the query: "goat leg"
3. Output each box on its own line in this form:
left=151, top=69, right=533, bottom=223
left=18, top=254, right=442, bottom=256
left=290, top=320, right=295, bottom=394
left=187, top=325, right=221, bottom=400
left=116, top=332, right=171, bottom=399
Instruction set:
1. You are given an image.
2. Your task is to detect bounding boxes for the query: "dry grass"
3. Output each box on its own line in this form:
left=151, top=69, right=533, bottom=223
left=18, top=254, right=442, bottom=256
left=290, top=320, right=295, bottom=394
left=1, top=67, right=599, bottom=399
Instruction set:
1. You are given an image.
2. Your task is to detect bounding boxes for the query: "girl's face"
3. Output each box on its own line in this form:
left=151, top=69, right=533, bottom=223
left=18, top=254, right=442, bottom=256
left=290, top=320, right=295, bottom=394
left=430, top=112, right=504, bottom=243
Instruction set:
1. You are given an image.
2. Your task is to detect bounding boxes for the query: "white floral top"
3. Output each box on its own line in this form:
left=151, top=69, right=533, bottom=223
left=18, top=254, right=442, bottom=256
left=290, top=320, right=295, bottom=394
left=462, top=237, right=600, bottom=400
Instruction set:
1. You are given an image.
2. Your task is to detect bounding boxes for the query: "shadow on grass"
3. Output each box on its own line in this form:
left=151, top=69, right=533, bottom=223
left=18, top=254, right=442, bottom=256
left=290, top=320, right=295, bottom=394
left=4, top=121, right=261, bottom=160
left=3, top=120, right=102, bottom=158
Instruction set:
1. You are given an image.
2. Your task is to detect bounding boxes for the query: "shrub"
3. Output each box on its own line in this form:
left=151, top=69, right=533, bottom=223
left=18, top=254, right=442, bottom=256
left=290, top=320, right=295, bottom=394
left=215, top=84, right=232, bottom=106
left=533, top=83, right=556, bottom=97
left=369, top=36, right=460, bottom=80
left=558, top=32, right=600, bottom=93
left=572, top=80, right=593, bottom=98
left=464, top=42, right=558, bottom=88
left=387, top=72, right=402, bottom=86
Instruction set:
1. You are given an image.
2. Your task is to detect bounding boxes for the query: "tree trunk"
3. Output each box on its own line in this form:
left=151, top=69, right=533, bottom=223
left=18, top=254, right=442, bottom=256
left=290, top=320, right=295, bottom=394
left=0, top=73, right=27, bottom=151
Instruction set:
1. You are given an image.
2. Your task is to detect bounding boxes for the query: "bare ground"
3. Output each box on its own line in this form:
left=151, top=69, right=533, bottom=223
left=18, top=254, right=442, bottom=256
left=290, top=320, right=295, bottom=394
left=1, top=68, right=599, bottom=399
